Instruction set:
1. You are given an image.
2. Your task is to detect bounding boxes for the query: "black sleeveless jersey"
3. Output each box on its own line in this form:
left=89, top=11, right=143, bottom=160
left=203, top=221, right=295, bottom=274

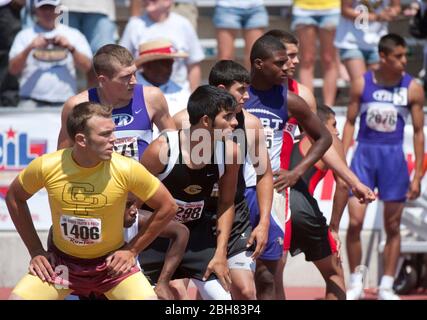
left=151, top=130, right=225, bottom=226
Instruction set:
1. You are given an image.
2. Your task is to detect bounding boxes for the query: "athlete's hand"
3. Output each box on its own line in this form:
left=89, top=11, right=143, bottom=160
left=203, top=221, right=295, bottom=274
left=407, top=178, right=421, bottom=200
left=203, top=255, right=231, bottom=292
left=105, top=250, right=136, bottom=278
left=273, top=169, right=300, bottom=192
left=329, top=228, right=342, bottom=263
left=28, top=249, right=56, bottom=283
left=154, top=281, right=175, bottom=300
left=351, top=182, right=376, bottom=204
left=30, top=35, right=48, bottom=50
left=248, top=223, right=269, bottom=260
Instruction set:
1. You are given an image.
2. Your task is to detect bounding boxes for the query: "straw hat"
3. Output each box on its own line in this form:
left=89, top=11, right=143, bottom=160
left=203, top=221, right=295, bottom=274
left=135, top=39, right=188, bottom=67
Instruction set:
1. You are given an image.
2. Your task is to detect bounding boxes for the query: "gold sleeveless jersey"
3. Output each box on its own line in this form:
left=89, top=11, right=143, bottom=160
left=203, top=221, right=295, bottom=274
left=18, top=149, right=160, bottom=259
left=293, top=0, right=340, bottom=10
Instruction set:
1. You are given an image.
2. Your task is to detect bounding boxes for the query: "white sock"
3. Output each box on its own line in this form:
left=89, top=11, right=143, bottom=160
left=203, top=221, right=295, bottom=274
left=350, top=272, right=363, bottom=286
left=379, top=275, right=394, bottom=290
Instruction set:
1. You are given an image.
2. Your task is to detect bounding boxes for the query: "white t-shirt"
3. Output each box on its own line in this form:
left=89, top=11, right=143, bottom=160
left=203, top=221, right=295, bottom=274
left=9, top=23, right=92, bottom=103
left=216, top=0, right=264, bottom=9
left=0, top=0, right=11, bottom=7
left=137, top=73, right=190, bottom=117
left=120, top=12, right=205, bottom=91
left=334, top=0, right=389, bottom=50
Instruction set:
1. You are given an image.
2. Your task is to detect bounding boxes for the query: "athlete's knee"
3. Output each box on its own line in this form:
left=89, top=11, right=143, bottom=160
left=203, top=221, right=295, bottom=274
left=235, top=283, right=256, bottom=300
left=384, top=221, right=400, bottom=238
left=347, top=220, right=363, bottom=235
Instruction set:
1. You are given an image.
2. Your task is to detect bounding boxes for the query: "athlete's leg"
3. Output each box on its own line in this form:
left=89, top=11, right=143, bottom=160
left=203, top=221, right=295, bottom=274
left=254, top=258, right=285, bottom=300
left=191, top=278, right=232, bottom=300
left=104, top=272, right=157, bottom=300
left=169, top=278, right=191, bottom=300
left=313, top=254, right=346, bottom=300
left=382, top=201, right=405, bottom=277
left=228, top=251, right=257, bottom=300
left=10, top=274, right=72, bottom=300
left=346, top=198, right=368, bottom=273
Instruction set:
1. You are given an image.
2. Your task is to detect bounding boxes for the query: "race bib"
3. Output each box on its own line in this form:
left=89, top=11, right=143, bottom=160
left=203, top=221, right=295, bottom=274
left=264, top=127, right=274, bottom=151
left=114, top=136, right=139, bottom=161
left=175, top=199, right=204, bottom=223
left=366, top=104, right=398, bottom=132
left=60, top=215, right=102, bottom=245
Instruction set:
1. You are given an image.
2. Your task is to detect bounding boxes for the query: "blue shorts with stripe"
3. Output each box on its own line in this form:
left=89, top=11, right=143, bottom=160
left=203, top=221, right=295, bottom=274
left=245, top=186, right=284, bottom=260
left=350, top=142, right=410, bottom=202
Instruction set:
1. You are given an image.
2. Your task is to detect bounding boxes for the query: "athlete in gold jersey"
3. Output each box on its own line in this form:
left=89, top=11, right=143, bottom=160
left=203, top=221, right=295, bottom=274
left=6, top=102, right=177, bottom=300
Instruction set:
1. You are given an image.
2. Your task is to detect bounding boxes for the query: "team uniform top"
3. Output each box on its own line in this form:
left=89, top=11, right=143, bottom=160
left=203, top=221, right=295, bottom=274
left=357, top=71, right=412, bottom=145
left=280, top=78, right=299, bottom=170
left=155, top=130, right=225, bottom=226
left=244, top=84, right=289, bottom=187
left=289, top=137, right=328, bottom=195
left=89, top=85, right=153, bottom=160
left=18, top=149, right=160, bottom=259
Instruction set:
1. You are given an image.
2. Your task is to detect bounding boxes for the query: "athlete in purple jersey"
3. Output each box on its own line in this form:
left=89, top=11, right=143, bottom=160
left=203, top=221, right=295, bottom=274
left=243, top=35, right=332, bottom=300
left=57, top=44, right=176, bottom=154
left=342, top=34, right=425, bottom=300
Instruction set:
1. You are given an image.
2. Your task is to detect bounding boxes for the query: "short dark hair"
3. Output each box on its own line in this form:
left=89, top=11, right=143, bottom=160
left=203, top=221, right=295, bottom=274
left=379, top=33, right=406, bottom=55
left=208, top=60, right=250, bottom=87
left=187, top=85, right=237, bottom=125
left=264, top=29, right=299, bottom=46
left=250, top=34, right=286, bottom=64
left=316, top=104, right=335, bottom=123
left=67, top=102, right=112, bottom=141
left=93, top=44, right=134, bottom=78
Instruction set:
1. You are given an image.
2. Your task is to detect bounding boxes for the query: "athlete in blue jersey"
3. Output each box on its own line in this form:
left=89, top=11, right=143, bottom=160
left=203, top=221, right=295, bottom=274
left=342, top=34, right=425, bottom=300
left=243, top=35, right=333, bottom=300
left=57, top=44, right=176, bottom=156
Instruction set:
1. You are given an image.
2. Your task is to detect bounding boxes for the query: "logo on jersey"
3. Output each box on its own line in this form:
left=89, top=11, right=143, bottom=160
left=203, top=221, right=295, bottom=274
left=62, top=182, right=107, bottom=215
left=373, top=90, right=394, bottom=102
left=112, top=114, right=134, bottom=127
left=184, top=185, right=203, bottom=195
left=247, top=108, right=284, bottom=130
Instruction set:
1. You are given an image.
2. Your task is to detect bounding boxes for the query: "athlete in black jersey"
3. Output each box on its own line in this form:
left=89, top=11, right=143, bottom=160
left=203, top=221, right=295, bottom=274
left=175, top=61, right=273, bottom=300
left=140, top=85, right=241, bottom=300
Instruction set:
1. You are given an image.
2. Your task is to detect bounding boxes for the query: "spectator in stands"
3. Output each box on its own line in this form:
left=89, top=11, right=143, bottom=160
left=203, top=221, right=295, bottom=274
left=60, top=0, right=117, bottom=86
left=0, top=0, right=23, bottom=106
left=130, top=0, right=199, bottom=30
left=334, top=0, right=400, bottom=82
left=121, top=0, right=204, bottom=92
left=8, top=0, right=92, bottom=108
left=136, top=38, right=190, bottom=117
left=291, top=0, right=341, bottom=106
left=213, top=0, right=268, bottom=70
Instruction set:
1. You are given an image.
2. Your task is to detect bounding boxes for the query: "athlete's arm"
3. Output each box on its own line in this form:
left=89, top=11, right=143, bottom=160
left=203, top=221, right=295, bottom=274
left=144, top=86, right=176, bottom=133
left=245, top=111, right=272, bottom=259
left=274, top=92, right=332, bottom=191
left=407, top=80, right=425, bottom=200
left=203, top=141, right=240, bottom=291
left=57, top=91, right=89, bottom=149
left=173, top=109, right=190, bottom=130
left=297, top=83, right=317, bottom=113
left=138, top=216, right=189, bottom=300
left=6, top=178, right=55, bottom=282
left=342, top=76, right=364, bottom=155
left=140, top=135, right=169, bottom=175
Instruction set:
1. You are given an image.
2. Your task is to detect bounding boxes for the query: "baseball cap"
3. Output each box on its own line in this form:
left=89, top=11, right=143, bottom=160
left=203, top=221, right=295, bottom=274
left=34, top=0, right=60, bottom=8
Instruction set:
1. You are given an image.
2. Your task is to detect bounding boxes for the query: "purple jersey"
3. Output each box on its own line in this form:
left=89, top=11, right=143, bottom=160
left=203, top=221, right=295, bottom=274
left=89, top=85, right=152, bottom=160
left=244, top=84, right=289, bottom=187
left=357, top=71, right=412, bottom=145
